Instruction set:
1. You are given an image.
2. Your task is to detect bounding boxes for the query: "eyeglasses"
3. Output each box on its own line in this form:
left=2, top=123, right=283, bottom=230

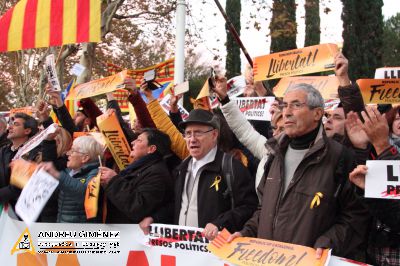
left=278, top=102, right=308, bottom=110
left=183, top=129, right=214, bottom=139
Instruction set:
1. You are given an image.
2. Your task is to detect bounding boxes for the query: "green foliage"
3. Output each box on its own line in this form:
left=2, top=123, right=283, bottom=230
left=269, top=0, right=297, bottom=54
left=225, top=0, right=242, bottom=79
left=341, top=0, right=384, bottom=79
left=304, top=0, right=320, bottom=47
left=382, top=13, right=400, bottom=67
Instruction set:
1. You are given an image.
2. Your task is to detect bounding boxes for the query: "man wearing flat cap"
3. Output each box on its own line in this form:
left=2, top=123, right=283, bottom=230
left=174, top=109, right=258, bottom=240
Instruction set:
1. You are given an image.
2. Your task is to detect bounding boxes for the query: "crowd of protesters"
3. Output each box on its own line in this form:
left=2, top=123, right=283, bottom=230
left=0, top=52, right=399, bottom=265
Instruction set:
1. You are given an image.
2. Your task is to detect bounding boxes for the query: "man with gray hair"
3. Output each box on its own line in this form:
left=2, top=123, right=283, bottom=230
left=229, top=83, right=369, bottom=259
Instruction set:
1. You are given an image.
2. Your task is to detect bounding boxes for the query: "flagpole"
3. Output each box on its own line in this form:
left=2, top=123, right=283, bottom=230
left=213, top=0, right=253, bottom=68
left=174, top=0, right=186, bottom=85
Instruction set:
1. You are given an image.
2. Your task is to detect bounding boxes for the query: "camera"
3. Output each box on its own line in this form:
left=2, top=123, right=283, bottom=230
left=143, top=70, right=161, bottom=91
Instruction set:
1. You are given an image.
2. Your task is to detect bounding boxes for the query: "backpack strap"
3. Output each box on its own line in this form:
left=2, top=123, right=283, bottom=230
left=222, top=153, right=235, bottom=209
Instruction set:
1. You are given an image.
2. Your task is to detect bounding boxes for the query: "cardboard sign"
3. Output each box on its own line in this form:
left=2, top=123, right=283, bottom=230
left=97, top=112, right=132, bottom=170
left=208, top=229, right=330, bottom=266
left=375, top=67, right=400, bottom=79
left=9, top=106, right=33, bottom=117
left=66, top=70, right=128, bottom=100
left=15, top=169, right=59, bottom=226
left=365, top=160, right=400, bottom=199
left=13, top=124, right=58, bottom=160
left=69, top=63, right=86, bottom=77
left=357, top=79, right=400, bottom=104
left=254, top=43, right=339, bottom=81
left=274, top=76, right=340, bottom=99
left=174, top=81, right=189, bottom=95
left=45, top=54, right=62, bottom=91
left=10, top=159, right=38, bottom=189
left=159, top=94, right=189, bottom=120
left=234, top=97, right=275, bottom=121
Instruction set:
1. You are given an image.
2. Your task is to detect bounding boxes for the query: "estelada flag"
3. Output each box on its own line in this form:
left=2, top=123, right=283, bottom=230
left=0, top=0, right=101, bottom=53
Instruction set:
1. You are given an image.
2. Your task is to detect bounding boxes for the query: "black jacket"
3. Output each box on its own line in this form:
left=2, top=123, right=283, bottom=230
left=174, top=148, right=258, bottom=232
left=105, top=154, right=174, bottom=224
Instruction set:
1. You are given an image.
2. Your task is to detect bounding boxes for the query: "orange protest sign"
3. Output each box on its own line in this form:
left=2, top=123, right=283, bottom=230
left=84, top=172, right=100, bottom=219
left=66, top=70, right=128, bottom=100
left=254, top=43, right=339, bottom=81
left=208, top=229, right=329, bottom=266
left=96, top=111, right=132, bottom=170
left=10, top=159, right=38, bottom=189
left=273, top=76, right=340, bottom=99
left=10, top=106, right=34, bottom=117
left=357, top=79, right=400, bottom=104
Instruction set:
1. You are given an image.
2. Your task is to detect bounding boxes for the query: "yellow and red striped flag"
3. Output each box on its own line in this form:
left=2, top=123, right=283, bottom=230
left=0, top=0, right=101, bottom=53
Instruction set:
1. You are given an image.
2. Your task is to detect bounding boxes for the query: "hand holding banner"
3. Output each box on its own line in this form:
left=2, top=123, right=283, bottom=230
left=208, top=229, right=330, bottom=266
left=254, top=43, right=339, bottom=81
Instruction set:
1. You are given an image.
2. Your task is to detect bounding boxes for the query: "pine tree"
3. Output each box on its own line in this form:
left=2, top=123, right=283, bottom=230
left=341, top=0, right=383, bottom=79
left=225, top=0, right=241, bottom=79
left=382, top=13, right=400, bottom=67
left=304, top=0, right=320, bottom=47
left=269, top=0, right=297, bottom=54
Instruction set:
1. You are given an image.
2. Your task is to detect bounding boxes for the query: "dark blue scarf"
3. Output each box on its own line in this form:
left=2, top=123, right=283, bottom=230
left=119, top=152, right=161, bottom=176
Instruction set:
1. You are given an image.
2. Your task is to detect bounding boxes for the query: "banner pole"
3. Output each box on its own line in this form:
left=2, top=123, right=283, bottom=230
left=213, top=0, right=253, bottom=68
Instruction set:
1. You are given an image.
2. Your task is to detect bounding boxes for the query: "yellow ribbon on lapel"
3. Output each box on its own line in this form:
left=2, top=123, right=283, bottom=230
left=310, top=192, right=324, bottom=209
left=210, top=176, right=222, bottom=192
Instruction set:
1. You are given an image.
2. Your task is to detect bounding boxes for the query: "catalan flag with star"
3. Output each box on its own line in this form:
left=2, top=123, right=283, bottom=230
left=0, top=0, right=101, bottom=53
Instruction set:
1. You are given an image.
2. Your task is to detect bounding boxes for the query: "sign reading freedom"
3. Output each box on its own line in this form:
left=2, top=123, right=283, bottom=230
left=66, top=70, right=128, bottom=100
left=357, top=79, right=400, bottom=104
left=209, top=229, right=330, bottom=266
left=254, top=43, right=339, bottom=81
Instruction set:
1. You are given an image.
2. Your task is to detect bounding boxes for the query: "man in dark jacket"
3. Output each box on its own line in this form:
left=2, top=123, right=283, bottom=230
left=229, top=83, right=369, bottom=259
left=0, top=113, right=39, bottom=207
left=347, top=106, right=400, bottom=265
left=173, top=109, right=258, bottom=240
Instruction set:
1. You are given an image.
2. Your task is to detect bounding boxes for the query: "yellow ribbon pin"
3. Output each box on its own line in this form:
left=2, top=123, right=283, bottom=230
left=210, top=176, right=222, bottom=192
left=310, top=192, right=323, bottom=209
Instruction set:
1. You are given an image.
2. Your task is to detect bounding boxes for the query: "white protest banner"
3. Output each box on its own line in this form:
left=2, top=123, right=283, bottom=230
left=324, top=99, right=341, bottom=111
left=0, top=210, right=364, bottom=266
left=210, top=75, right=247, bottom=108
left=69, top=63, right=86, bottom=77
left=365, top=160, right=400, bottom=199
left=234, top=97, right=275, bottom=121
left=13, top=124, right=58, bottom=160
left=159, top=94, right=190, bottom=120
left=375, top=67, right=400, bottom=79
left=174, top=81, right=189, bottom=95
left=45, top=54, right=62, bottom=91
left=15, top=169, right=59, bottom=226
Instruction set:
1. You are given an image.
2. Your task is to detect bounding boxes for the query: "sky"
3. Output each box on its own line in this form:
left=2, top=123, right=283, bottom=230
left=189, top=0, right=400, bottom=73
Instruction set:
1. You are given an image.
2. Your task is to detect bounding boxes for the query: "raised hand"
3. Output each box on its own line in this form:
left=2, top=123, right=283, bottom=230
left=213, top=75, right=228, bottom=100
left=345, top=111, right=369, bottom=149
left=334, top=52, right=351, bottom=86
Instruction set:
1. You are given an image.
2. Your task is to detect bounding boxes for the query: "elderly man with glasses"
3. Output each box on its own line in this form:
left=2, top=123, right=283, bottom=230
left=228, top=83, right=370, bottom=260
left=165, top=109, right=258, bottom=240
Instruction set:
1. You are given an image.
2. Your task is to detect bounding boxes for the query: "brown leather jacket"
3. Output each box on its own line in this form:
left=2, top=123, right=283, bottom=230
left=240, top=126, right=369, bottom=257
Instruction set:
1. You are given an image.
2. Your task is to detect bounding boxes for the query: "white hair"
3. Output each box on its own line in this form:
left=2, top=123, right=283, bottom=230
left=73, top=136, right=103, bottom=162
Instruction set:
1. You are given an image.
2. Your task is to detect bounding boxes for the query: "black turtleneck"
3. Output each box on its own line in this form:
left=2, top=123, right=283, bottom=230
left=290, top=123, right=320, bottom=150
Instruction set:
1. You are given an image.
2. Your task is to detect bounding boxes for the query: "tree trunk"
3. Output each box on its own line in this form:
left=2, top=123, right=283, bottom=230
left=304, top=0, right=320, bottom=47
left=225, top=0, right=241, bottom=79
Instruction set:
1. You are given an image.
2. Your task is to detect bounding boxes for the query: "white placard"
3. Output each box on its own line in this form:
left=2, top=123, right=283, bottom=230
left=15, top=169, right=59, bottom=226
left=375, top=67, right=400, bottom=79
left=159, top=94, right=189, bottom=120
left=69, top=63, right=86, bottom=77
left=13, top=124, right=58, bottom=160
left=227, top=75, right=246, bottom=98
left=45, top=54, right=62, bottom=91
left=365, top=160, right=400, bottom=199
left=234, top=97, right=275, bottom=121
left=174, top=81, right=189, bottom=95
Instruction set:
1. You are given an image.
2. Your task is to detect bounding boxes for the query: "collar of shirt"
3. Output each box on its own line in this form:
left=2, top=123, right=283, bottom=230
left=191, top=145, right=218, bottom=178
